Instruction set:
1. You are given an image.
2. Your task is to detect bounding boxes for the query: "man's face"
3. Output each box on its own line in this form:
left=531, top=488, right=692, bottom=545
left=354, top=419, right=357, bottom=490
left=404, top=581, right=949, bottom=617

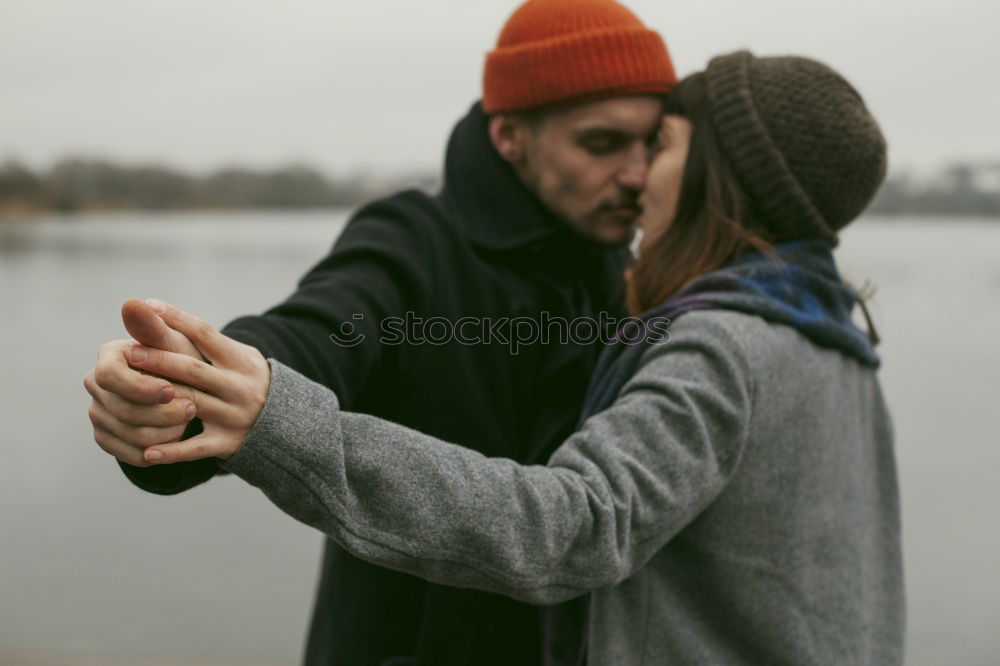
left=493, top=95, right=663, bottom=247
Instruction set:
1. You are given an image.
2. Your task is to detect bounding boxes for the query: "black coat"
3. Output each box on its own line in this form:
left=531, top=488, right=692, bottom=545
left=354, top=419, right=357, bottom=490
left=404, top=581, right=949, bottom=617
left=119, top=102, right=629, bottom=666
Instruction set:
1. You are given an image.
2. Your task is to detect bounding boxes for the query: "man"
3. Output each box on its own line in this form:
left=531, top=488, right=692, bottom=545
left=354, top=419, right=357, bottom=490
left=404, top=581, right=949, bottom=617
left=84, top=0, right=676, bottom=663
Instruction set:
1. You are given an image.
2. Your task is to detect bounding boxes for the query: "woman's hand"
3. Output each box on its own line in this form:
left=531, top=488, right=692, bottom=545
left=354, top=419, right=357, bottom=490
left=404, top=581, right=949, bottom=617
left=123, top=298, right=271, bottom=464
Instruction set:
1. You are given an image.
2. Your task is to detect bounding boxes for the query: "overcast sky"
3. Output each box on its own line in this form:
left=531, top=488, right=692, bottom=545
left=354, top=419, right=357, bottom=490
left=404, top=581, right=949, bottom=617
left=3, top=0, right=998, bottom=176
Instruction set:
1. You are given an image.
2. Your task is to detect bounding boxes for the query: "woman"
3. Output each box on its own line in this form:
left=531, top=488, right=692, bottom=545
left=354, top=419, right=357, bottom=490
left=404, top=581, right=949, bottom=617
left=123, top=52, right=904, bottom=665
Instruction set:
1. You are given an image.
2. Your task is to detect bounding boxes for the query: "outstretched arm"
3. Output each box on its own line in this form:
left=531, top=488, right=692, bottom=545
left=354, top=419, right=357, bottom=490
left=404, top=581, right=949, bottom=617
left=84, top=203, right=434, bottom=494
left=131, top=302, right=754, bottom=604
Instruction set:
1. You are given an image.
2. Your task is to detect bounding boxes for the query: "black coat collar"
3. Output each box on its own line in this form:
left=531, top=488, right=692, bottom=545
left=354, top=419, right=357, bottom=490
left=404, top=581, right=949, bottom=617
left=440, top=101, right=580, bottom=253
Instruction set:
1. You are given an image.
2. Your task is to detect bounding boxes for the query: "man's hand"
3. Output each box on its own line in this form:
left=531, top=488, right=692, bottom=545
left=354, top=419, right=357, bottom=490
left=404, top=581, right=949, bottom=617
left=84, top=298, right=206, bottom=467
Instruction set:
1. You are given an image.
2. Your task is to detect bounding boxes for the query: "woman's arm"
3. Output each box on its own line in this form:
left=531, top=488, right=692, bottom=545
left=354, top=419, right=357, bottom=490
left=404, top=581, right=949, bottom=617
left=208, top=311, right=756, bottom=605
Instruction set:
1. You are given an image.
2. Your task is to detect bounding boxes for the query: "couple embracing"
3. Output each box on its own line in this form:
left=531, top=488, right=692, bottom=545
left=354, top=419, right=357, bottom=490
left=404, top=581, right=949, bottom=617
left=84, top=0, right=904, bottom=664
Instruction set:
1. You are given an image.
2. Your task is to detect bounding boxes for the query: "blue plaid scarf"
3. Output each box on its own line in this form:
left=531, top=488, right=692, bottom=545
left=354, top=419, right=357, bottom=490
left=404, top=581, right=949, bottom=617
left=579, top=238, right=879, bottom=423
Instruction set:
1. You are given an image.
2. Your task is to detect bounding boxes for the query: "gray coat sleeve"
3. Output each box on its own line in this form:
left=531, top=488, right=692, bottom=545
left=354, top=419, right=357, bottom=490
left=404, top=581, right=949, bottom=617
left=219, top=311, right=756, bottom=605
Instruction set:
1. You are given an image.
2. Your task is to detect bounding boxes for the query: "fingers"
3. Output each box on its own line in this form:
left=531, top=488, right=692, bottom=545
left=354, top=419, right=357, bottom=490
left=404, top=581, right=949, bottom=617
left=84, top=369, right=195, bottom=428
left=168, top=383, right=243, bottom=426
left=122, top=298, right=206, bottom=361
left=93, top=340, right=176, bottom=405
left=88, top=398, right=191, bottom=450
left=124, top=343, right=232, bottom=398
left=143, top=435, right=226, bottom=464
left=92, top=424, right=152, bottom=468
left=88, top=349, right=241, bottom=426
left=146, top=299, right=241, bottom=368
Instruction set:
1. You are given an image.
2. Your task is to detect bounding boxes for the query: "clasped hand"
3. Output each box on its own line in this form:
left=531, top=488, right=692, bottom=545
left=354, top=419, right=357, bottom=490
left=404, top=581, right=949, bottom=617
left=83, top=298, right=271, bottom=466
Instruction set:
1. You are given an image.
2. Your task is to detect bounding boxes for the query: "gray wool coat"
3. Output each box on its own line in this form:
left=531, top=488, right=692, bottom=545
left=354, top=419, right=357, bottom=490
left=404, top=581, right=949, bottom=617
left=219, top=309, right=905, bottom=666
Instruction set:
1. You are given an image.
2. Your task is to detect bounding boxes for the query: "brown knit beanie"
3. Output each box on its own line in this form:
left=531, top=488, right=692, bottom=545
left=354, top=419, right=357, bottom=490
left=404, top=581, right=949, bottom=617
left=483, top=0, right=676, bottom=113
left=704, top=51, right=887, bottom=247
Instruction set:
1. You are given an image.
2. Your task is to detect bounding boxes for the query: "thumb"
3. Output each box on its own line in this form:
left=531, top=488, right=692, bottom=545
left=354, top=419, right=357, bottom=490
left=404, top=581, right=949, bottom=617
left=122, top=298, right=204, bottom=361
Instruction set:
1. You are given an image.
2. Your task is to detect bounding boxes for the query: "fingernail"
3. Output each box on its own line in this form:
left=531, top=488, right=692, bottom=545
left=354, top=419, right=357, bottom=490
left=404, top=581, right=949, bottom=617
left=130, top=346, right=148, bottom=363
left=146, top=298, right=166, bottom=313
left=146, top=449, right=163, bottom=462
left=185, top=404, right=197, bottom=420
left=158, top=386, right=173, bottom=404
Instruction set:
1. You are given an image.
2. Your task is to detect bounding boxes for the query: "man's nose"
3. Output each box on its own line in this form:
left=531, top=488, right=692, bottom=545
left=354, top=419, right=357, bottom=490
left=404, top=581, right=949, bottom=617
left=618, top=143, right=650, bottom=191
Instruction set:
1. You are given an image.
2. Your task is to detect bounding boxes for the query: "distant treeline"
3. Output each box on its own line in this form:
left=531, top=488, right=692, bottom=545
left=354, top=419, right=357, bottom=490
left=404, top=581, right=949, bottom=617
left=1, top=156, right=999, bottom=218
left=868, top=163, right=1000, bottom=217
left=0, top=157, right=440, bottom=215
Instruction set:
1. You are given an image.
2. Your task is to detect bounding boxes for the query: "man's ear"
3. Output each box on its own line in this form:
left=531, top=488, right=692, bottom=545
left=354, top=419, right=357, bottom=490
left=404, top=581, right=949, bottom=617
left=488, top=114, right=529, bottom=164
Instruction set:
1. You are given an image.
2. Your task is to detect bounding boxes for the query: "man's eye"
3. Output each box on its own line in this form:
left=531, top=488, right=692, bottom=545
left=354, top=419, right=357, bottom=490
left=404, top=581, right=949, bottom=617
left=580, top=135, right=625, bottom=155
left=584, top=141, right=617, bottom=155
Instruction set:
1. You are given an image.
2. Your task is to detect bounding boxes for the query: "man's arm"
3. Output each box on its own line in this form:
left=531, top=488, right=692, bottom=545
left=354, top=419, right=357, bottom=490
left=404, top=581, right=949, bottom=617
left=109, top=200, right=435, bottom=494
left=219, top=201, right=435, bottom=400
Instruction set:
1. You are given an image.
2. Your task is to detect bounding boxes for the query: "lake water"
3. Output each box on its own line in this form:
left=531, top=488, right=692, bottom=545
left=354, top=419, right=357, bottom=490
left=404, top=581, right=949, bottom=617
left=1, top=211, right=998, bottom=665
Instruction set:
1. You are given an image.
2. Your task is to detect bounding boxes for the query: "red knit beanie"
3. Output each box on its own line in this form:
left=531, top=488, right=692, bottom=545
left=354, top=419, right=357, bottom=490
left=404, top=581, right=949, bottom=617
left=482, top=0, right=676, bottom=113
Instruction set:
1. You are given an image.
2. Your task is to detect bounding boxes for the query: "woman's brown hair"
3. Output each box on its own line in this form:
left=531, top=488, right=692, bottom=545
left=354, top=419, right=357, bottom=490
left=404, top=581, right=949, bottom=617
left=626, top=73, right=778, bottom=315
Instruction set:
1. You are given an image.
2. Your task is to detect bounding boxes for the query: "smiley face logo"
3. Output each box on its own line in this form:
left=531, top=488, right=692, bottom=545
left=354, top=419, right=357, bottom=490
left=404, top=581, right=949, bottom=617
left=329, top=314, right=366, bottom=348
